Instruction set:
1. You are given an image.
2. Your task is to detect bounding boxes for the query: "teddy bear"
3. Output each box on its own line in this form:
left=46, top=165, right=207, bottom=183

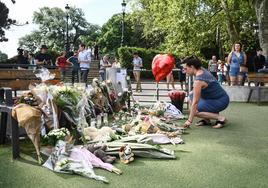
left=119, top=144, right=134, bottom=164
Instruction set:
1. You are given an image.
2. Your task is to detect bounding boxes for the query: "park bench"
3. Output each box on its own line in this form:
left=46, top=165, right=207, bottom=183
left=247, top=73, right=268, bottom=105
left=0, top=68, right=60, bottom=159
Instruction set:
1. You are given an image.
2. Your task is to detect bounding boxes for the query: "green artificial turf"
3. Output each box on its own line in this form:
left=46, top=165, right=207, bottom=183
left=0, top=103, right=268, bottom=188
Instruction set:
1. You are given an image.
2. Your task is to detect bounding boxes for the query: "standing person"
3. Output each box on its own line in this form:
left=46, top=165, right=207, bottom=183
left=16, top=48, right=29, bottom=69
left=67, top=51, right=80, bottom=84
left=28, top=52, right=35, bottom=70
left=35, top=45, right=52, bottom=65
left=34, top=45, right=52, bottom=66
left=223, top=56, right=230, bottom=86
left=94, top=42, right=99, bottom=60
left=132, top=52, right=143, bottom=92
left=253, top=48, right=266, bottom=72
left=227, top=42, right=247, bottom=86
left=208, top=55, right=218, bottom=79
left=112, top=57, right=121, bottom=68
left=99, top=55, right=111, bottom=81
left=217, top=60, right=224, bottom=85
left=78, top=43, right=91, bottom=85
left=182, top=56, right=229, bottom=129
left=166, top=69, right=175, bottom=90
left=56, top=51, right=71, bottom=82
left=176, top=59, right=186, bottom=90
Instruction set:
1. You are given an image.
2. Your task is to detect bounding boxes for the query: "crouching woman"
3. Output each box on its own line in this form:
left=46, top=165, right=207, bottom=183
left=183, top=56, right=229, bottom=129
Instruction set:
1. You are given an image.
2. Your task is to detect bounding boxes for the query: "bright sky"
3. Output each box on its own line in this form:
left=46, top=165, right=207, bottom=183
left=0, top=0, right=126, bottom=58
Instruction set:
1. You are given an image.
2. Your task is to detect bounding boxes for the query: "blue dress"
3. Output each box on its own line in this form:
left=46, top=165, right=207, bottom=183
left=229, top=52, right=245, bottom=77
left=190, top=69, right=230, bottom=113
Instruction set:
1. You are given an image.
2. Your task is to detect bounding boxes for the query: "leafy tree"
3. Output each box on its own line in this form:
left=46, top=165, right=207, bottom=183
left=252, top=0, right=268, bottom=57
left=0, top=50, right=8, bottom=62
left=0, top=1, right=15, bottom=42
left=131, top=0, right=258, bottom=58
left=19, top=6, right=100, bottom=52
left=97, top=12, right=152, bottom=55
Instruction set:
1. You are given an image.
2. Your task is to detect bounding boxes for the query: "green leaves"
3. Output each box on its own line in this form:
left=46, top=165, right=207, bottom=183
left=19, top=6, right=99, bottom=51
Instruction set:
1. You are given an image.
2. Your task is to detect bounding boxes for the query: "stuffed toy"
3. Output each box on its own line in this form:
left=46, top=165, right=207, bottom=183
left=86, top=144, right=116, bottom=164
left=119, top=144, right=134, bottom=164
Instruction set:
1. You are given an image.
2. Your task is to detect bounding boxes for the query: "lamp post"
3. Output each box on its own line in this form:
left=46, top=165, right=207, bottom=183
left=12, top=21, right=29, bottom=26
left=65, top=4, right=70, bottom=52
left=121, top=0, right=126, bottom=46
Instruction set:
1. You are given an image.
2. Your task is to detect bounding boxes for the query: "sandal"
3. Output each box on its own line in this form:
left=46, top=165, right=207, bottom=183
left=195, top=119, right=211, bottom=126
left=212, top=120, right=226, bottom=129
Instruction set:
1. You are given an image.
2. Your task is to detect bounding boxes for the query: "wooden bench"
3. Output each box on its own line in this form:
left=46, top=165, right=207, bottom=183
left=0, top=69, right=60, bottom=93
left=0, top=69, right=60, bottom=159
left=247, top=73, right=268, bottom=105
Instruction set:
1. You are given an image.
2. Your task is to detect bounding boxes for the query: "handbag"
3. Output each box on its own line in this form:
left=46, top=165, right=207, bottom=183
left=239, top=65, right=248, bottom=73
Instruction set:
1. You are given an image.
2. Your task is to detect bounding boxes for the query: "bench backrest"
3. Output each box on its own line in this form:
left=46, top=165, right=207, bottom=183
left=0, top=69, right=60, bottom=91
left=247, top=73, right=268, bottom=83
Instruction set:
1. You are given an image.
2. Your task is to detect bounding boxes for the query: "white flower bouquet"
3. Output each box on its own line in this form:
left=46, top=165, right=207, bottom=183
left=44, top=128, right=70, bottom=146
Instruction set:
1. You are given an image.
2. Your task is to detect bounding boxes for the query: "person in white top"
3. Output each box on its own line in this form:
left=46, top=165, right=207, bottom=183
left=78, top=43, right=91, bottom=85
left=99, top=55, right=111, bottom=81
left=132, top=52, right=143, bottom=92
left=112, top=57, right=121, bottom=68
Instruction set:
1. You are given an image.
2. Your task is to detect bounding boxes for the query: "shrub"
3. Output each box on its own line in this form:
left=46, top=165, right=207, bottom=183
left=118, top=47, right=161, bottom=70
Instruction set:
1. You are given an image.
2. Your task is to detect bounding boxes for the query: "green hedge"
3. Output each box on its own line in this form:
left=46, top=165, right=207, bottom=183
left=117, top=47, right=185, bottom=79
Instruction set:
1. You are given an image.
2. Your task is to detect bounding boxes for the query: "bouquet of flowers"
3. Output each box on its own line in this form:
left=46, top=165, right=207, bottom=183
left=168, top=90, right=186, bottom=112
left=44, top=128, right=70, bottom=146
left=14, top=92, right=39, bottom=106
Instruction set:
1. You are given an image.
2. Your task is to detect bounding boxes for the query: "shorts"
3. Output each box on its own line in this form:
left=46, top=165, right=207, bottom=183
left=229, top=67, right=244, bottom=77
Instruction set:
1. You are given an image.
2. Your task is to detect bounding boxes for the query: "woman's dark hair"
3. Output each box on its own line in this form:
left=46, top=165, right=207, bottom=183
left=80, top=43, right=86, bottom=48
left=133, top=52, right=139, bottom=55
left=182, top=55, right=202, bottom=69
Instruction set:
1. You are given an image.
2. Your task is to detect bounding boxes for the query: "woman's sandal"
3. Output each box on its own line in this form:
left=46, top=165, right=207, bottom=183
left=195, top=119, right=211, bottom=126
left=212, top=120, right=227, bottom=129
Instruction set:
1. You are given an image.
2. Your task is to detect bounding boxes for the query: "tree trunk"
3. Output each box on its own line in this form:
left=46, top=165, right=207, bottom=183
left=255, top=0, right=268, bottom=59
left=221, top=0, right=240, bottom=43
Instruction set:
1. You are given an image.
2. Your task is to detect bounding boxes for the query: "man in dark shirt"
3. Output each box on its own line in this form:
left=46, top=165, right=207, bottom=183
left=16, top=48, right=29, bottom=66
left=93, top=42, right=99, bottom=60
left=253, top=48, right=265, bottom=72
left=34, top=45, right=52, bottom=66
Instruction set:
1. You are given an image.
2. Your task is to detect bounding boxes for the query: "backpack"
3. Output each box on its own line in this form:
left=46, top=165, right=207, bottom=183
left=175, top=59, right=182, bottom=69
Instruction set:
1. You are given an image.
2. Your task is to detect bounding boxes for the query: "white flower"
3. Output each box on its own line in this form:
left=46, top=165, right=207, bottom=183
left=93, top=78, right=98, bottom=82
left=118, top=92, right=122, bottom=97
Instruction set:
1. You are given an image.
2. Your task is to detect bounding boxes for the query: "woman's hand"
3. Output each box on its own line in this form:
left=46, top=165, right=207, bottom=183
left=183, top=120, right=192, bottom=128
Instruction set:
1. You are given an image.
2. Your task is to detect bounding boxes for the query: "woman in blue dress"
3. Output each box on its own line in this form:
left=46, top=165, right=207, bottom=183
left=183, top=56, right=230, bottom=129
left=227, top=42, right=247, bottom=86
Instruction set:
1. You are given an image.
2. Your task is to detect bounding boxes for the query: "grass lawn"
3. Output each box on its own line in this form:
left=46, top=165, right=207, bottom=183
left=0, top=103, right=268, bottom=188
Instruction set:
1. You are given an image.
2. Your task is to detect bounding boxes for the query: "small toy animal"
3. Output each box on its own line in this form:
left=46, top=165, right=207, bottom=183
left=119, top=144, right=134, bottom=164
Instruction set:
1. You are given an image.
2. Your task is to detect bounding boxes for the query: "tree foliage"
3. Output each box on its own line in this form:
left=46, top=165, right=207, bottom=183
left=128, top=0, right=258, bottom=58
left=19, top=6, right=100, bottom=52
left=0, top=1, right=15, bottom=42
left=0, top=50, right=8, bottom=61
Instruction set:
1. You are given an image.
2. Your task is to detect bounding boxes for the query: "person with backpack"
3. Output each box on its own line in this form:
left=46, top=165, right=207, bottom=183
left=176, top=59, right=186, bottom=90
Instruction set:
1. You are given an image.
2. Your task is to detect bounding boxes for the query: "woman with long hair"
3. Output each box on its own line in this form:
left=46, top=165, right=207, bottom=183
left=227, top=42, right=247, bottom=86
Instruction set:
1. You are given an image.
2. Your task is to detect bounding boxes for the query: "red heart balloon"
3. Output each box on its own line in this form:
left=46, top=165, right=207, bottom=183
left=152, top=54, right=175, bottom=82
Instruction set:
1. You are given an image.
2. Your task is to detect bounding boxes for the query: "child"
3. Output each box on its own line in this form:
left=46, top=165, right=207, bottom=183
left=217, top=60, right=224, bottom=85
